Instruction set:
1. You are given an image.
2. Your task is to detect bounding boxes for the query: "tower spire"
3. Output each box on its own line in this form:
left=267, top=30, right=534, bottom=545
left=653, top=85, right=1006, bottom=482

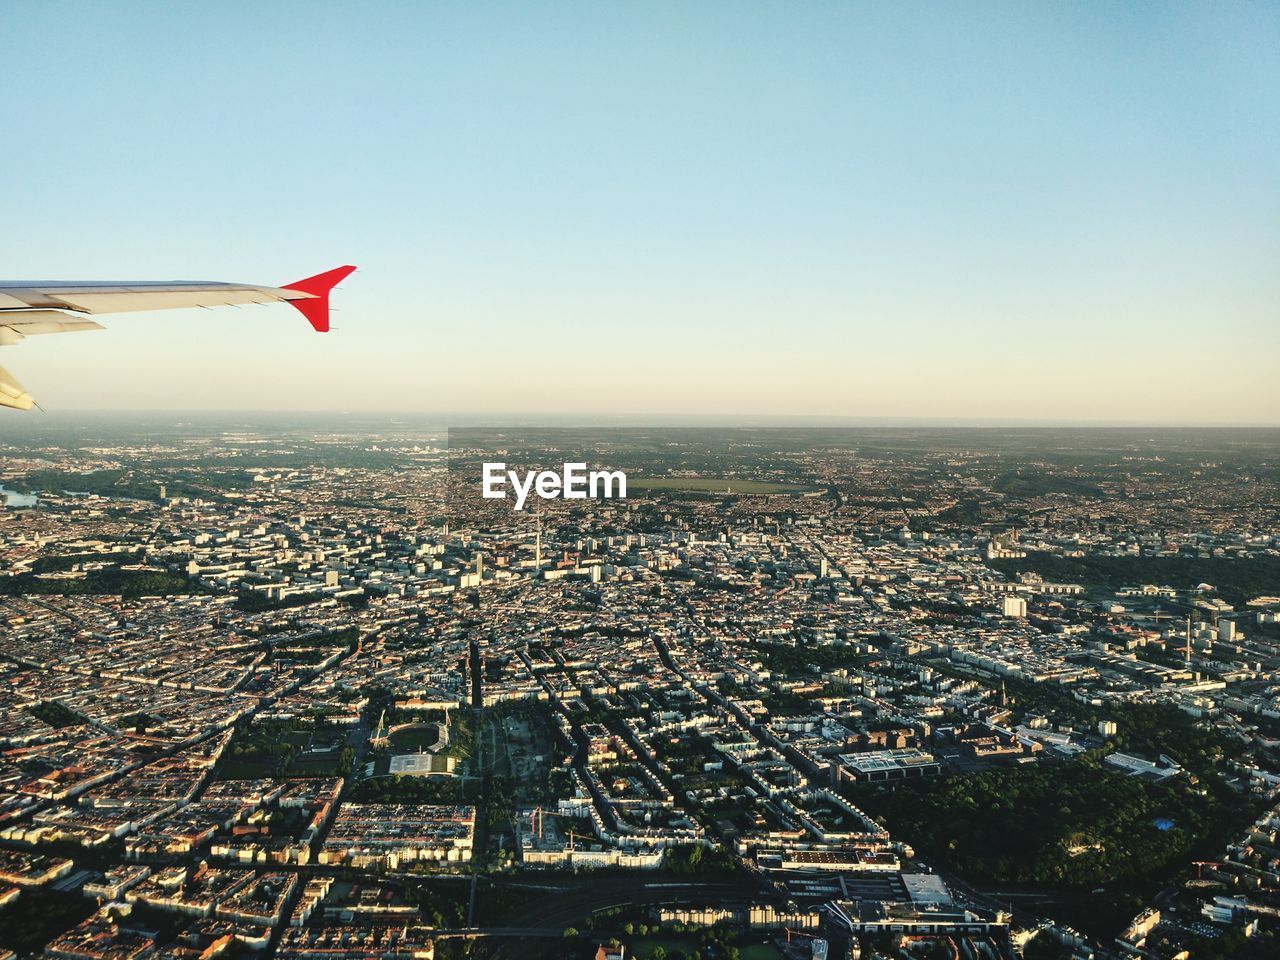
left=535, top=512, right=543, bottom=573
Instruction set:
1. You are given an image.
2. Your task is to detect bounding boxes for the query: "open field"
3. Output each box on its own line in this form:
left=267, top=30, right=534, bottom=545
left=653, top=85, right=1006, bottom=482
left=389, top=724, right=442, bottom=752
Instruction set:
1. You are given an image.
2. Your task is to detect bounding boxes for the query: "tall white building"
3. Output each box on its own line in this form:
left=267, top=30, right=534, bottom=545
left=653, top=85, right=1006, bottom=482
left=1002, top=596, right=1028, bottom=618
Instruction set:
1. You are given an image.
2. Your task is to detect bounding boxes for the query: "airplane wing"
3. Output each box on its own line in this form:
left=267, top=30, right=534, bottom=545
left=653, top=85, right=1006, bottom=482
left=0, top=265, right=355, bottom=410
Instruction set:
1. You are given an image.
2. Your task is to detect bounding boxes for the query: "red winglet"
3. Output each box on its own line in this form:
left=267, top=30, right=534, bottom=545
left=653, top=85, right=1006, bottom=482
left=281, top=265, right=356, bottom=332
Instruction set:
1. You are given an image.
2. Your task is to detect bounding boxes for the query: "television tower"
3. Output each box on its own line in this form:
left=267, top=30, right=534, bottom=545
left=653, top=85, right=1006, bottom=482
left=534, top=512, right=543, bottom=573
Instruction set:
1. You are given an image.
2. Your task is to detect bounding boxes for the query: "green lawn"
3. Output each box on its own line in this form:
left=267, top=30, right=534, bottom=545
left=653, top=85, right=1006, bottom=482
left=390, top=724, right=442, bottom=752
left=216, top=754, right=282, bottom=779
left=631, top=937, right=698, bottom=960
left=630, top=937, right=781, bottom=960
left=216, top=723, right=345, bottom=780
left=289, top=754, right=347, bottom=776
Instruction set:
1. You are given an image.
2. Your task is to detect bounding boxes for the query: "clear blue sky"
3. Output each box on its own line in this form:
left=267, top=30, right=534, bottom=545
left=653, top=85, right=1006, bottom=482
left=2, top=1, right=1277, bottom=422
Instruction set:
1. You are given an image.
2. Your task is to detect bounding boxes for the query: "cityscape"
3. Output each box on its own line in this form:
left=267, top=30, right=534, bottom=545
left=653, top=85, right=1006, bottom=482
left=1, top=419, right=1278, bottom=960
left=4, top=3, right=1278, bottom=960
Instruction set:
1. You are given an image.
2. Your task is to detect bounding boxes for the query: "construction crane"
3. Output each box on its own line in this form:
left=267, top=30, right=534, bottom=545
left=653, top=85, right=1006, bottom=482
left=784, top=929, right=831, bottom=960
left=784, top=927, right=820, bottom=943
left=530, top=805, right=586, bottom=852
left=1191, top=860, right=1222, bottom=880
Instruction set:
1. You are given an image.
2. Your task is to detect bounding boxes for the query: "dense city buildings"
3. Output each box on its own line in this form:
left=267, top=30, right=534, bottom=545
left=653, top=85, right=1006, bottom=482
left=1, top=421, right=1279, bottom=960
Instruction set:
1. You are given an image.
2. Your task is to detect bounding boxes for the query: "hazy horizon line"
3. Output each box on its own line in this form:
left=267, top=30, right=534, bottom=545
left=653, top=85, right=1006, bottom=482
left=2, top=409, right=1278, bottom=430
